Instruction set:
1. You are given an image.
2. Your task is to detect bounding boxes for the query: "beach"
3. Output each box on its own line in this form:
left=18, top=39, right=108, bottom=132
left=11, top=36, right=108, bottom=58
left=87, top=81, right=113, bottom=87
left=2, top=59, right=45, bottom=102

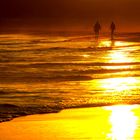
left=0, top=105, right=140, bottom=140
left=0, top=0, right=140, bottom=139
left=0, top=32, right=140, bottom=139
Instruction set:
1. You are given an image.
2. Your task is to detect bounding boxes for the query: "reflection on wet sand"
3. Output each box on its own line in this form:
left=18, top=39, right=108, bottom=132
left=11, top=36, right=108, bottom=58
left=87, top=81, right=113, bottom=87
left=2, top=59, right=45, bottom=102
left=106, top=105, right=138, bottom=140
left=0, top=105, right=140, bottom=140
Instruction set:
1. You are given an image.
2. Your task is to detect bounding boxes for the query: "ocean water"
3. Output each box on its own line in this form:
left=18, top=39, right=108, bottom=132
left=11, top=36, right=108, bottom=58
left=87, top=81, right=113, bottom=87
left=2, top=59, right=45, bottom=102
left=0, top=32, right=140, bottom=121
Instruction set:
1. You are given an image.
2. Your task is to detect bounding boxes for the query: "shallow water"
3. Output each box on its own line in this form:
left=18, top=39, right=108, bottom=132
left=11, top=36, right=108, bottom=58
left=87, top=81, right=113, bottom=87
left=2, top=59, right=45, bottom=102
left=0, top=33, right=140, bottom=118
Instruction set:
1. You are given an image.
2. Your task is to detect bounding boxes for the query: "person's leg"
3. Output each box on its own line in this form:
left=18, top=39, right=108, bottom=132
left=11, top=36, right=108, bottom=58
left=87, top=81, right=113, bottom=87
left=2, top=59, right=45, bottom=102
left=111, top=31, right=114, bottom=40
left=95, top=32, right=99, bottom=40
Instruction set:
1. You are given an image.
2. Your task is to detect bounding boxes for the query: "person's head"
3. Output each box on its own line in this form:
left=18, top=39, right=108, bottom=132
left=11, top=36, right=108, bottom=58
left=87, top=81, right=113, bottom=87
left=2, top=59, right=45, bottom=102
left=111, top=21, right=115, bottom=25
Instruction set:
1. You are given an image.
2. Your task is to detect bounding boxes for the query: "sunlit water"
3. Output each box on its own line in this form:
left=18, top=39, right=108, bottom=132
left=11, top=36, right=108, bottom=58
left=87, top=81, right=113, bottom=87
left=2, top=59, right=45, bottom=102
left=1, top=105, right=140, bottom=140
left=0, top=33, right=140, bottom=139
left=0, top=33, right=140, bottom=109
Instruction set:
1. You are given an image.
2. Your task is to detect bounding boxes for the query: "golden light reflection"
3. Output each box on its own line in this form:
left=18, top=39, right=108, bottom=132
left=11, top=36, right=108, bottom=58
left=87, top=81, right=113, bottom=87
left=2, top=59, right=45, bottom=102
left=108, top=51, right=131, bottom=63
left=105, top=105, right=138, bottom=140
left=114, top=41, right=132, bottom=47
left=102, top=77, right=137, bottom=92
left=0, top=105, right=140, bottom=140
left=98, top=40, right=134, bottom=48
left=82, top=54, right=90, bottom=58
left=98, top=40, right=111, bottom=47
left=103, top=40, right=134, bottom=70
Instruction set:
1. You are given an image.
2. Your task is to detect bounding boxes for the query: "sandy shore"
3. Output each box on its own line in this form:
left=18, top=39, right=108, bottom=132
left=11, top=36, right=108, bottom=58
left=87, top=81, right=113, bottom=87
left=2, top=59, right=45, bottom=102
left=0, top=105, right=140, bottom=140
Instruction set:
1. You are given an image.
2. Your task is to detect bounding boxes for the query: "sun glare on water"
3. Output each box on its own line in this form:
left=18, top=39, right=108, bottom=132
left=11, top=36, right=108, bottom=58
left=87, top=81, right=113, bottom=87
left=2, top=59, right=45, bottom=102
left=99, top=39, right=135, bottom=48
left=114, top=41, right=133, bottom=47
left=102, top=77, right=137, bottom=92
left=108, top=51, right=132, bottom=63
left=99, top=41, right=111, bottom=47
left=98, top=41, right=133, bottom=48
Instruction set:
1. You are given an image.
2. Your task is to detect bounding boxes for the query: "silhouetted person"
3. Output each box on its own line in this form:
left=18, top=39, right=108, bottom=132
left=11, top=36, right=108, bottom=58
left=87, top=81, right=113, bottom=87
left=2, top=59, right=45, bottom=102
left=110, top=22, right=116, bottom=40
left=94, top=21, right=101, bottom=41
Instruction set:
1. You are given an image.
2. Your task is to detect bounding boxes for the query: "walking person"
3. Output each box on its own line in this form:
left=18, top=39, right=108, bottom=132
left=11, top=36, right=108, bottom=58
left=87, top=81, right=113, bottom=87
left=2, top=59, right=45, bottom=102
left=94, top=21, right=101, bottom=41
left=110, top=22, right=116, bottom=40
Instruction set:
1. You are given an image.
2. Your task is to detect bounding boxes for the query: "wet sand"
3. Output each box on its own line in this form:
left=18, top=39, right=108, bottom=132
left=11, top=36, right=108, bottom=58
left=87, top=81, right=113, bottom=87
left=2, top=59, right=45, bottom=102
left=1, top=105, right=140, bottom=140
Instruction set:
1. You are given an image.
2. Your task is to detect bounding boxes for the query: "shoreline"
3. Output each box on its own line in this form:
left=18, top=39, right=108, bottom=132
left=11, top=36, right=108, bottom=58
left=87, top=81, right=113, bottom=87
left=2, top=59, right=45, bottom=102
left=0, top=102, right=139, bottom=123
left=0, top=104, right=61, bottom=123
left=1, top=104, right=140, bottom=140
